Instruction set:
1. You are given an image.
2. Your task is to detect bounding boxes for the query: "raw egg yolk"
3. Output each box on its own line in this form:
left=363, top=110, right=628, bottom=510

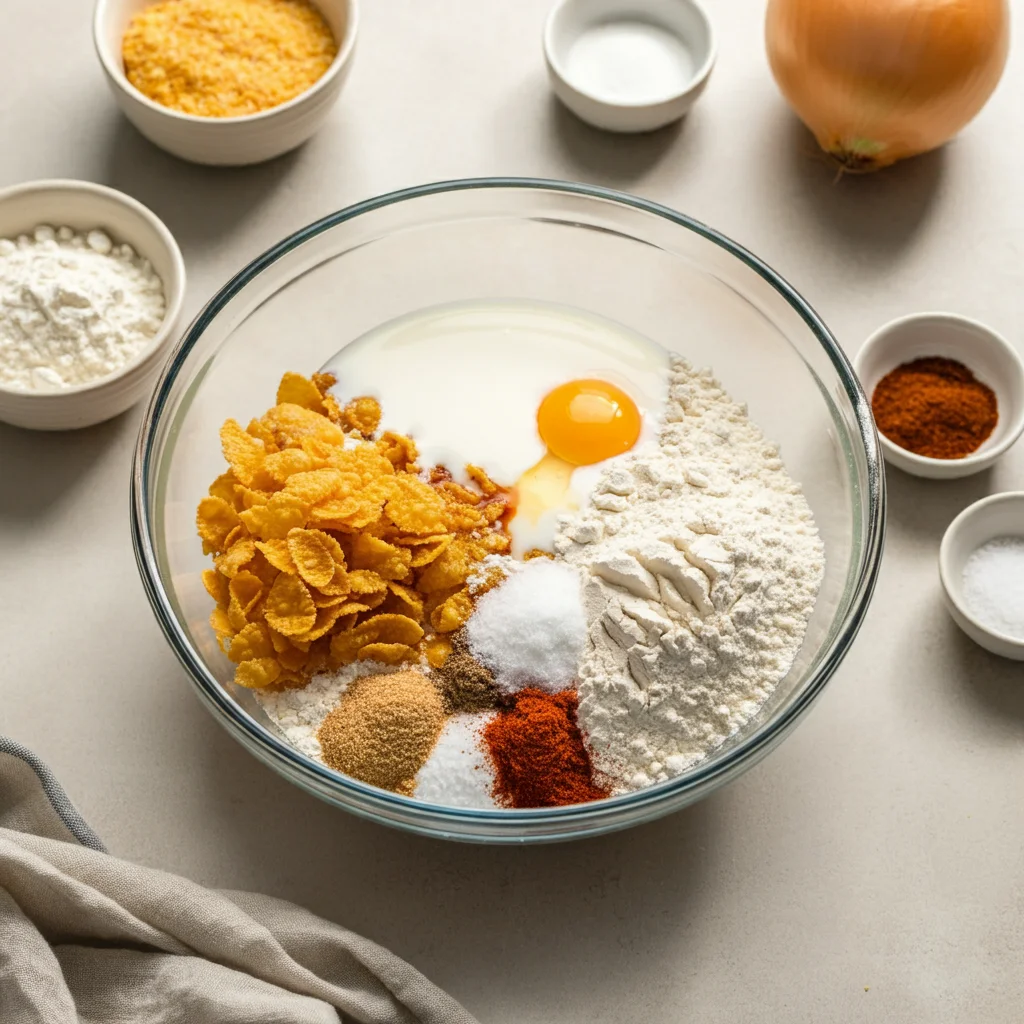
left=537, top=379, right=642, bottom=466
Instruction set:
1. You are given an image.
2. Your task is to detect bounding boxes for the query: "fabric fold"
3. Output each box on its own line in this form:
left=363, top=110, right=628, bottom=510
left=0, top=739, right=478, bottom=1024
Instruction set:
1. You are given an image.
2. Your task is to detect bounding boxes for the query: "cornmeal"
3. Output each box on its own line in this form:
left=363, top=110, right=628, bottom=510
left=123, top=0, right=338, bottom=118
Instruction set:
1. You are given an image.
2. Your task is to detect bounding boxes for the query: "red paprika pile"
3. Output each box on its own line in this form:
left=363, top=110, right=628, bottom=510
left=871, top=356, right=998, bottom=459
left=483, top=688, right=608, bottom=808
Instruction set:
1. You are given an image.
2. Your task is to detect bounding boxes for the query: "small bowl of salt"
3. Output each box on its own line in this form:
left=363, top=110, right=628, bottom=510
left=543, top=0, right=716, bottom=133
left=940, top=492, right=1024, bottom=661
left=0, top=179, right=186, bottom=431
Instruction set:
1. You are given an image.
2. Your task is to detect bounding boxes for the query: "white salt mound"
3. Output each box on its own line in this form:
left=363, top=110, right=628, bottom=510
left=466, top=558, right=586, bottom=693
left=414, top=713, right=497, bottom=809
left=962, top=536, right=1024, bottom=640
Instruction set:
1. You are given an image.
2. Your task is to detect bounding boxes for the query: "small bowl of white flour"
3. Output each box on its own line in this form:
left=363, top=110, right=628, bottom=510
left=0, top=179, right=185, bottom=431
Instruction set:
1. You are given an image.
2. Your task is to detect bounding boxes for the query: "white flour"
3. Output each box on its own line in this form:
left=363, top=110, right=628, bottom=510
left=555, top=357, right=825, bottom=794
left=0, top=224, right=165, bottom=390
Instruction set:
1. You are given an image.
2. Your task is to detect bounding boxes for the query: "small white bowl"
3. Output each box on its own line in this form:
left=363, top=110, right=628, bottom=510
left=854, top=312, right=1024, bottom=480
left=544, top=0, right=715, bottom=133
left=940, top=492, right=1024, bottom=660
left=0, top=179, right=186, bottom=431
left=93, top=0, right=358, bottom=166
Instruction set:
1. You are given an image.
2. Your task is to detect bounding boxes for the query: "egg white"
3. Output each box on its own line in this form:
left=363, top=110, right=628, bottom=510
left=321, top=300, right=669, bottom=554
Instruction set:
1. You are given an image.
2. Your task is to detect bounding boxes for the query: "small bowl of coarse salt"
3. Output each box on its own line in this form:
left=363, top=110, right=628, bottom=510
left=940, top=492, right=1024, bottom=661
left=0, top=179, right=186, bottom=431
left=543, top=0, right=716, bottom=133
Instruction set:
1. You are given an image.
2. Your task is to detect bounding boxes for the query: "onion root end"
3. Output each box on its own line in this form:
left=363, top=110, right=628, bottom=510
left=822, top=136, right=893, bottom=175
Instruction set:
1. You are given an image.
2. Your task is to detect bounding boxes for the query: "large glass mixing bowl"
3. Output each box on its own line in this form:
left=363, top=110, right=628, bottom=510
left=132, top=179, right=885, bottom=843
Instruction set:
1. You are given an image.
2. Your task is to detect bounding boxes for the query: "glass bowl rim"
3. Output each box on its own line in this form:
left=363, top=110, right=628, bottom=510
left=131, top=176, right=886, bottom=832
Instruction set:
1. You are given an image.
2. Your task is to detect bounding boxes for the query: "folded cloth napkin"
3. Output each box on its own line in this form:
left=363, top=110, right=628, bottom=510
left=0, top=737, right=479, bottom=1024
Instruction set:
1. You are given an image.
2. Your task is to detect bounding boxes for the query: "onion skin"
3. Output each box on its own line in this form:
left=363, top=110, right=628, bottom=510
left=766, top=0, right=1010, bottom=171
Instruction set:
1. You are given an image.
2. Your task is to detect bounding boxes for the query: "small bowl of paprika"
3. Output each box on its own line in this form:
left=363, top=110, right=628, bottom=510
left=855, top=312, right=1024, bottom=480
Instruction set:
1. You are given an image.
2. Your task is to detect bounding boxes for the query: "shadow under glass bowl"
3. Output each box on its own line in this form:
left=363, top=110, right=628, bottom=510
left=132, top=178, right=885, bottom=843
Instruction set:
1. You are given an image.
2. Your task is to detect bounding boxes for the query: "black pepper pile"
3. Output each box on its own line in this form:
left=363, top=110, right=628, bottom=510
left=432, top=632, right=503, bottom=714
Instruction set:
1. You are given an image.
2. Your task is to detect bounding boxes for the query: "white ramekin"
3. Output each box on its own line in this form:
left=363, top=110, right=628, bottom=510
left=0, top=179, right=186, bottom=431
left=93, top=0, right=359, bottom=166
left=544, top=0, right=716, bottom=133
left=939, top=492, right=1024, bottom=661
left=854, top=312, right=1024, bottom=480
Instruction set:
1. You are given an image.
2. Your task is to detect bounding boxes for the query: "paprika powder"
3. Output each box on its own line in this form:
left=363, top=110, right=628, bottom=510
left=484, top=688, right=609, bottom=808
left=871, top=356, right=998, bottom=459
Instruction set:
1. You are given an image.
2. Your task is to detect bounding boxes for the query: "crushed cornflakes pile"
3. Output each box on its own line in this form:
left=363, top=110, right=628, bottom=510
left=197, top=372, right=512, bottom=690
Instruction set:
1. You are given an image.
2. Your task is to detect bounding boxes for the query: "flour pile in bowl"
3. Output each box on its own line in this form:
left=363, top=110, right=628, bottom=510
left=194, top=300, right=825, bottom=809
left=555, top=358, right=824, bottom=793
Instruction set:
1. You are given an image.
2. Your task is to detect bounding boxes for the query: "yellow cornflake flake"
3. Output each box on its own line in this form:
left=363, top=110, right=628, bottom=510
left=350, top=533, right=412, bottom=582
left=235, top=657, right=281, bottom=689
left=377, top=431, right=418, bottom=471
left=207, top=471, right=239, bottom=506
left=341, top=396, right=382, bottom=438
left=416, top=539, right=471, bottom=593
left=263, top=448, right=316, bottom=485
left=430, top=589, right=473, bottom=633
left=246, top=418, right=278, bottom=452
left=384, top=476, right=447, bottom=536
left=287, top=528, right=344, bottom=590
left=276, top=372, right=327, bottom=414
left=255, top=538, right=298, bottom=575
left=384, top=581, right=424, bottom=623
left=228, top=622, right=274, bottom=664
left=357, top=643, right=418, bottom=666
left=202, top=568, right=230, bottom=607
left=424, top=636, right=453, bottom=668
left=239, top=494, right=308, bottom=541
left=262, top=403, right=343, bottom=449
left=214, top=536, right=256, bottom=578
left=227, top=571, right=263, bottom=630
left=264, top=573, right=317, bottom=636
left=220, top=419, right=267, bottom=488
left=329, top=613, right=425, bottom=665
left=196, top=496, right=240, bottom=554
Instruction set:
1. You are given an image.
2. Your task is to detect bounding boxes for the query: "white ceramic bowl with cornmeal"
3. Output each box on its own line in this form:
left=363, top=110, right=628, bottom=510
left=92, top=0, right=359, bottom=166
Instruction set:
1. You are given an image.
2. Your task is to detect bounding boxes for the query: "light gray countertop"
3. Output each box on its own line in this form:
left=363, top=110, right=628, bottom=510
left=2, top=1, right=1022, bottom=1020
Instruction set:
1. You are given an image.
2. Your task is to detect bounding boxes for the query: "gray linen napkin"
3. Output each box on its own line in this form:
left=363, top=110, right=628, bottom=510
left=0, top=736, right=479, bottom=1024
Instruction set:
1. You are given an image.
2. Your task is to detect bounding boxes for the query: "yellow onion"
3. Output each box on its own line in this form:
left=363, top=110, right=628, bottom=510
left=766, top=0, right=1010, bottom=171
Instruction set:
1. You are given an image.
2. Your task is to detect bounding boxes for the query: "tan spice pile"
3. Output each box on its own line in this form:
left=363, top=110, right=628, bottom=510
left=432, top=631, right=502, bottom=715
left=316, top=670, right=445, bottom=794
left=123, top=0, right=339, bottom=118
